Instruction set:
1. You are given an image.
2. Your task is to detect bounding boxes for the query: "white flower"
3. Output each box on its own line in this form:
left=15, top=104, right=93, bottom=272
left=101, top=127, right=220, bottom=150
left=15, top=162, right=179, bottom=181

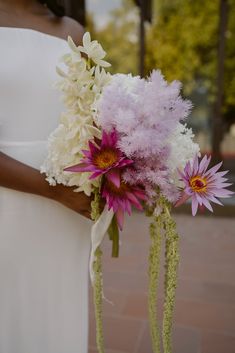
left=78, top=32, right=111, bottom=68
left=167, top=123, right=200, bottom=187
left=93, top=66, right=112, bottom=93
left=67, top=36, right=82, bottom=62
left=41, top=33, right=112, bottom=195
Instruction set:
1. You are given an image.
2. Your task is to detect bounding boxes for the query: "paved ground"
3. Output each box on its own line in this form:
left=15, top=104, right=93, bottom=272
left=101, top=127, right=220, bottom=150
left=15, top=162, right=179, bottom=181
left=88, top=212, right=235, bottom=353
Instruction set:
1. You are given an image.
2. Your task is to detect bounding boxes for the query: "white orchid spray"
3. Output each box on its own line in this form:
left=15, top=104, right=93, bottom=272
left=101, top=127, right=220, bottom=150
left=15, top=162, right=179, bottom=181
left=41, top=33, right=111, bottom=196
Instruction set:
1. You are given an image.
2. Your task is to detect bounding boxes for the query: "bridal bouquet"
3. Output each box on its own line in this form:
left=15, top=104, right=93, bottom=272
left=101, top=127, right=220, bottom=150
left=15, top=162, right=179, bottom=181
left=41, top=33, right=233, bottom=353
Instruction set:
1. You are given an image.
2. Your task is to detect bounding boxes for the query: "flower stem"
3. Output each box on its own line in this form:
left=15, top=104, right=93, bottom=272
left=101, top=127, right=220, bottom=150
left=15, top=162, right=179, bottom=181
left=162, top=205, right=179, bottom=353
left=148, top=214, right=163, bottom=353
left=108, top=216, right=119, bottom=258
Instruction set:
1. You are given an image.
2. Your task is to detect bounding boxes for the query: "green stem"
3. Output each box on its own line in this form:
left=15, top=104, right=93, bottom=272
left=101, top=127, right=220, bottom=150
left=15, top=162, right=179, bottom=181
left=112, top=229, right=119, bottom=257
left=148, top=214, right=163, bottom=353
left=162, top=205, right=179, bottom=353
left=108, top=216, right=119, bottom=258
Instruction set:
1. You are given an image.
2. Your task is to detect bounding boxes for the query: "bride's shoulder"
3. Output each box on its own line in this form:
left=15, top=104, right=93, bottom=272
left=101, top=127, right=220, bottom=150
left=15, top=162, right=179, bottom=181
left=52, top=16, right=84, bottom=46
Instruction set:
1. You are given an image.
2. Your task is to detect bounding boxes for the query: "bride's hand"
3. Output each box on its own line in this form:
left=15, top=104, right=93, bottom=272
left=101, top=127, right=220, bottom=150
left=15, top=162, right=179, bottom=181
left=0, top=152, right=94, bottom=219
left=51, top=184, right=92, bottom=219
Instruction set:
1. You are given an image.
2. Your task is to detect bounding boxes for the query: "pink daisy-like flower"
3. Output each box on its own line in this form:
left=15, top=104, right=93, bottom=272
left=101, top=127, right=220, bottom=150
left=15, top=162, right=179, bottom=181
left=175, top=155, right=233, bottom=216
left=64, top=130, right=133, bottom=187
left=102, top=180, right=147, bottom=230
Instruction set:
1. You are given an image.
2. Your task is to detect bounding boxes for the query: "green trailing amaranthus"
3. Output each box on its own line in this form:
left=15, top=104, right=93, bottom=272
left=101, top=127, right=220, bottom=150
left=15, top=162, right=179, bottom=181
left=162, top=203, right=180, bottom=353
left=148, top=197, right=180, bottom=353
left=91, top=190, right=105, bottom=353
left=93, top=247, right=104, bottom=353
left=148, top=214, right=163, bottom=353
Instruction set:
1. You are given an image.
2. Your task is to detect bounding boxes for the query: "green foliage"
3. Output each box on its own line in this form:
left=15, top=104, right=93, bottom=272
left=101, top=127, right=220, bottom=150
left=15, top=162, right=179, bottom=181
left=146, top=0, right=235, bottom=115
left=87, top=0, right=235, bottom=119
left=87, top=0, right=139, bottom=75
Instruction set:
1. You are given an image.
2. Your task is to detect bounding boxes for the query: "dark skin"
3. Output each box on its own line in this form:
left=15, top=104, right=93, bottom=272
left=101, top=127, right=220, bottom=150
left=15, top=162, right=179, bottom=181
left=0, top=0, right=92, bottom=219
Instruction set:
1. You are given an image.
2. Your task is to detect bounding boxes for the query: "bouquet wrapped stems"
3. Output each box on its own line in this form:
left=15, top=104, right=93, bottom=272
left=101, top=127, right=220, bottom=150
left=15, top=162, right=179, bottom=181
left=148, top=198, right=179, bottom=353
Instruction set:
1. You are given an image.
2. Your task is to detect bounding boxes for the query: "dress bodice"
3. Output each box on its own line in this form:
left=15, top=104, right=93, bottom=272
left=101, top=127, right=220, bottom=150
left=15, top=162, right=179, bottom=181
left=0, top=27, right=68, bottom=168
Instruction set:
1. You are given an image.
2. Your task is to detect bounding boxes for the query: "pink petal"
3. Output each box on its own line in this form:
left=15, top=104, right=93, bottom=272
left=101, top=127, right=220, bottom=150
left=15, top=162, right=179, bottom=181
left=177, top=168, right=186, bottom=180
left=106, top=170, right=120, bottom=188
left=191, top=196, right=199, bottom=216
left=64, top=163, right=95, bottom=172
left=125, top=200, right=132, bottom=216
left=199, top=155, right=211, bottom=174
left=116, top=208, right=124, bottom=230
left=195, top=193, right=203, bottom=205
left=204, top=161, right=223, bottom=177
left=110, top=129, right=118, bottom=146
left=200, top=196, right=213, bottom=212
left=184, top=161, right=192, bottom=177
left=118, top=159, right=133, bottom=168
left=89, top=140, right=99, bottom=154
left=207, top=194, right=223, bottom=206
left=89, top=170, right=104, bottom=179
left=126, top=192, right=143, bottom=210
left=133, top=189, right=147, bottom=201
left=212, top=189, right=234, bottom=197
left=101, top=130, right=108, bottom=147
left=185, top=186, right=194, bottom=195
left=82, top=149, right=92, bottom=158
left=174, top=192, right=190, bottom=207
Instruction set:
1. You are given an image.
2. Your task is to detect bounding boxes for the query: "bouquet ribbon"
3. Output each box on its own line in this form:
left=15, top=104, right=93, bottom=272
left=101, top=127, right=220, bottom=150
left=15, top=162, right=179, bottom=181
left=90, top=206, right=114, bottom=283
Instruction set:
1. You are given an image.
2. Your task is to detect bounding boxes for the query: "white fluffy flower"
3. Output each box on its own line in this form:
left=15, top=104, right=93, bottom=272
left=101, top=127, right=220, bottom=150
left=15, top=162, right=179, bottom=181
left=167, top=123, right=200, bottom=187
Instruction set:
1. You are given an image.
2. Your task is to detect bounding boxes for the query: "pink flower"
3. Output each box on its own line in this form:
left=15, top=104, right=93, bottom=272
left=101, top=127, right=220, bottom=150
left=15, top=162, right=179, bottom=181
left=102, top=180, right=147, bottom=230
left=175, top=155, right=233, bottom=216
left=64, top=130, right=133, bottom=187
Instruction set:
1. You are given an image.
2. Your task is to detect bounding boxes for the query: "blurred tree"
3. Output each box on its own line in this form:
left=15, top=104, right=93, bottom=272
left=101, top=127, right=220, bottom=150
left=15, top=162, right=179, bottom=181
left=64, top=0, right=86, bottom=26
left=145, top=0, right=235, bottom=130
left=87, top=0, right=139, bottom=75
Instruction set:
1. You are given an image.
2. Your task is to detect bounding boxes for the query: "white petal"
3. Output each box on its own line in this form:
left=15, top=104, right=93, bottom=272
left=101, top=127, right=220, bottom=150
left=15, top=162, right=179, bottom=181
left=68, top=36, right=80, bottom=54
left=83, top=32, right=91, bottom=47
left=56, top=66, right=67, bottom=78
left=95, top=59, right=111, bottom=68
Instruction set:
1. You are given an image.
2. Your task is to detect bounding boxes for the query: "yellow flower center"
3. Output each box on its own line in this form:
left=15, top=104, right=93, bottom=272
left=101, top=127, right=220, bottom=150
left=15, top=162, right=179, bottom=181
left=93, top=148, right=119, bottom=169
left=190, top=176, right=207, bottom=192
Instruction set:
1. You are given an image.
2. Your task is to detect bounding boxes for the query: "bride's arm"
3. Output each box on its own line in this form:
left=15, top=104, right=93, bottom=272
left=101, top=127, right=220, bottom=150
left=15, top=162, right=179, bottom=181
left=0, top=152, right=92, bottom=218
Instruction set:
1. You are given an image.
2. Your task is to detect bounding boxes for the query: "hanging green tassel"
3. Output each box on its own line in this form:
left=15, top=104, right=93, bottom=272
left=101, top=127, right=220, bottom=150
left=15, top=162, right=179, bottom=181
left=91, top=190, right=105, bottom=353
left=93, top=247, right=105, bottom=353
left=148, top=212, right=163, bottom=353
left=162, top=203, right=180, bottom=353
left=147, top=197, right=180, bottom=353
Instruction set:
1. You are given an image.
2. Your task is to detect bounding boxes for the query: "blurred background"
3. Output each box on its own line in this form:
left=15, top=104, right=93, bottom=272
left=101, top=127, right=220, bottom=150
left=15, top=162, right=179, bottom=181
left=61, top=1, right=235, bottom=352
left=64, top=0, right=235, bottom=172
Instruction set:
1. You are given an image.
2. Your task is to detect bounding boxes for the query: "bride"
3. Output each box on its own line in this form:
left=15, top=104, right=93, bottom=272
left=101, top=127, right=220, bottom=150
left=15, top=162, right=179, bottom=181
left=0, top=1, right=92, bottom=352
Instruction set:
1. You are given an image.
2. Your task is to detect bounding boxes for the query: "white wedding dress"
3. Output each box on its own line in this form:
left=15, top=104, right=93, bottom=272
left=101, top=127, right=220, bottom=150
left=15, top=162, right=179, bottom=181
left=0, top=27, right=91, bottom=353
